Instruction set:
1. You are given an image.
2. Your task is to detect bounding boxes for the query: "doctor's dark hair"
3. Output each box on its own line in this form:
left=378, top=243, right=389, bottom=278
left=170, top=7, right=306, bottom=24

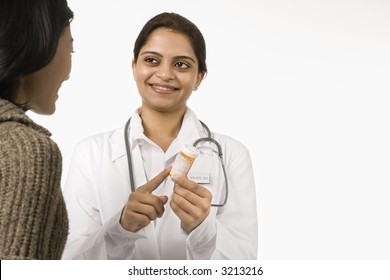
left=133, top=12, right=207, bottom=74
left=0, top=0, right=73, bottom=104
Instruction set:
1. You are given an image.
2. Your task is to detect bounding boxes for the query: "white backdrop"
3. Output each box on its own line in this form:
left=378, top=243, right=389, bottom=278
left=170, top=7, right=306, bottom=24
left=28, top=0, right=390, bottom=259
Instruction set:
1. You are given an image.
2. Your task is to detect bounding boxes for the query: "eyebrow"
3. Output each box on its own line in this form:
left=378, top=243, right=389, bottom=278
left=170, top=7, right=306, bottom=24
left=140, top=51, right=196, bottom=63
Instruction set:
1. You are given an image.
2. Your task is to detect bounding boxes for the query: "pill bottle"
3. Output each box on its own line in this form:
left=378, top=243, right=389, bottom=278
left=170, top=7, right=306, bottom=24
left=170, top=145, right=200, bottom=177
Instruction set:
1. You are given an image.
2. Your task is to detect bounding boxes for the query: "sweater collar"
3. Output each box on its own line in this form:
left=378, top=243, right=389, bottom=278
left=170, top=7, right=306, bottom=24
left=0, top=98, right=51, bottom=136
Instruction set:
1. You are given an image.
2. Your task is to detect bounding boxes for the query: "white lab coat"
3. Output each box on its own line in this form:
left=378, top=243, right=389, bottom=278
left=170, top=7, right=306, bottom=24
left=62, top=108, right=257, bottom=259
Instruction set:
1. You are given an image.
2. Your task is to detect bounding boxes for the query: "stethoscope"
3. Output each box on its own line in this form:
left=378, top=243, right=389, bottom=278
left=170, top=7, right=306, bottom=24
left=124, top=117, right=229, bottom=207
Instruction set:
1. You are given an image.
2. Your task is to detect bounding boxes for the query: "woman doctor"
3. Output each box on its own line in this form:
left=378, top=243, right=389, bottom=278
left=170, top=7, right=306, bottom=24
left=62, top=12, right=257, bottom=260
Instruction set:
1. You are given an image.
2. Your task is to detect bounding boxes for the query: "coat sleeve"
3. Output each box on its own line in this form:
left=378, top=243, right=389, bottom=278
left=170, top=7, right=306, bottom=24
left=186, top=137, right=258, bottom=259
left=61, top=139, right=145, bottom=260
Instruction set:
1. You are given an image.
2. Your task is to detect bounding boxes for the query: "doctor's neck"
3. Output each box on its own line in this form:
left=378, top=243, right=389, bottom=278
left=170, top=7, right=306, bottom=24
left=140, top=107, right=185, bottom=152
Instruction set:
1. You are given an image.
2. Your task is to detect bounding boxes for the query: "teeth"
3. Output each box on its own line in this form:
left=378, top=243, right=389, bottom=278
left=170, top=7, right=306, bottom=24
left=153, top=85, right=176, bottom=91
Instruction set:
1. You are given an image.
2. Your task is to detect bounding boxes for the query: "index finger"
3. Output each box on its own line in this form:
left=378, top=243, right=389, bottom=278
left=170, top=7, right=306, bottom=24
left=137, top=168, right=171, bottom=193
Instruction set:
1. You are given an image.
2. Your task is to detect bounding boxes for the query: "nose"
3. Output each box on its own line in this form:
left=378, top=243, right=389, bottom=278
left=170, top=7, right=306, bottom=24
left=156, top=62, right=174, bottom=81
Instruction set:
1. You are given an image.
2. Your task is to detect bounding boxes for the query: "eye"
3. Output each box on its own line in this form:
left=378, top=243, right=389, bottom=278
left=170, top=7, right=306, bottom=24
left=175, top=61, right=190, bottom=69
left=144, top=57, right=159, bottom=65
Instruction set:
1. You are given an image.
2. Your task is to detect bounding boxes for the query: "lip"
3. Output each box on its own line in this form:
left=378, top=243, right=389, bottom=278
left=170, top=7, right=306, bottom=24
left=149, top=83, right=179, bottom=94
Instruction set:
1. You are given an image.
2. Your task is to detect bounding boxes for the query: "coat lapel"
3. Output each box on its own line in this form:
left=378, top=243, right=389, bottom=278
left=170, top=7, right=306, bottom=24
left=108, top=122, right=160, bottom=259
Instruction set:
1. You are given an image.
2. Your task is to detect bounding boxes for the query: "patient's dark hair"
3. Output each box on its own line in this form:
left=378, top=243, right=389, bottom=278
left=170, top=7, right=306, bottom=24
left=133, top=12, right=207, bottom=74
left=0, top=0, right=73, bottom=103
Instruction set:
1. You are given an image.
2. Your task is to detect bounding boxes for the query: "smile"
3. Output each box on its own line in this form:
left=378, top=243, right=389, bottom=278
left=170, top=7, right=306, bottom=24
left=150, top=84, right=179, bottom=92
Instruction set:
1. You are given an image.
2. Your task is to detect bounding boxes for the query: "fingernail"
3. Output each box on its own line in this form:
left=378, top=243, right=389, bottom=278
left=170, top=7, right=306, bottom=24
left=171, top=174, right=179, bottom=183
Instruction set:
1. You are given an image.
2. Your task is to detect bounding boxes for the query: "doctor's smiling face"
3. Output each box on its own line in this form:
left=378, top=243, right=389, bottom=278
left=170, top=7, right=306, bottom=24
left=132, top=27, right=204, bottom=113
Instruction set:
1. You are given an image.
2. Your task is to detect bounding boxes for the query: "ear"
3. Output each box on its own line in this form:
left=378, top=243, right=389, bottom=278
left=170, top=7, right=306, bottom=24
left=193, top=72, right=205, bottom=91
left=131, top=59, right=136, bottom=78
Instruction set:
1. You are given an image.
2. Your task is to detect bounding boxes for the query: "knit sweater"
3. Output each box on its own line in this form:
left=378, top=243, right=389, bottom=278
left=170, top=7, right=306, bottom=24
left=0, top=98, right=68, bottom=259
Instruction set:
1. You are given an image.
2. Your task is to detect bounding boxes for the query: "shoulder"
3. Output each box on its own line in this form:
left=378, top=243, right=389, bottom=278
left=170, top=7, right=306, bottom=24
left=70, top=127, right=122, bottom=161
left=0, top=122, right=62, bottom=197
left=212, top=132, right=249, bottom=152
left=74, top=127, right=120, bottom=150
left=0, top=121, right=61, bottom=160
left=210, top=132, right=252, bottom=164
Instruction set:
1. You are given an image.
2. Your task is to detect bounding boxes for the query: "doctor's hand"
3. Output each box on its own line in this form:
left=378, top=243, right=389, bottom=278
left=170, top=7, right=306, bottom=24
left=170, top=175, right=212, bottom=234
left=120, top=168, right=170, bottom=232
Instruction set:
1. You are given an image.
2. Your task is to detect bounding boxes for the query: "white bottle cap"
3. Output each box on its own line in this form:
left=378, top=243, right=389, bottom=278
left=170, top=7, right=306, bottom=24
left=181, top=144, right=199, bottom=159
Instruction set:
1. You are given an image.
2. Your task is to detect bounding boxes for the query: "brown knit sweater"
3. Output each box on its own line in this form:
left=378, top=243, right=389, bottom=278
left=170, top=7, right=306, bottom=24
left=0, top=98, right=68, bottom=259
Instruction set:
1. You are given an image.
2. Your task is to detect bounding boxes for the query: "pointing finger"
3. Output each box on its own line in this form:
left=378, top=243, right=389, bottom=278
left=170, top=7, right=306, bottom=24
left=137, top=168, right=170, bottom=193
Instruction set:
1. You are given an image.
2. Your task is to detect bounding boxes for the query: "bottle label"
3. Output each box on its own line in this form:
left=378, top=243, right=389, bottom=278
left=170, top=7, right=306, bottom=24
left=170, top=152, right=195, bottom=177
